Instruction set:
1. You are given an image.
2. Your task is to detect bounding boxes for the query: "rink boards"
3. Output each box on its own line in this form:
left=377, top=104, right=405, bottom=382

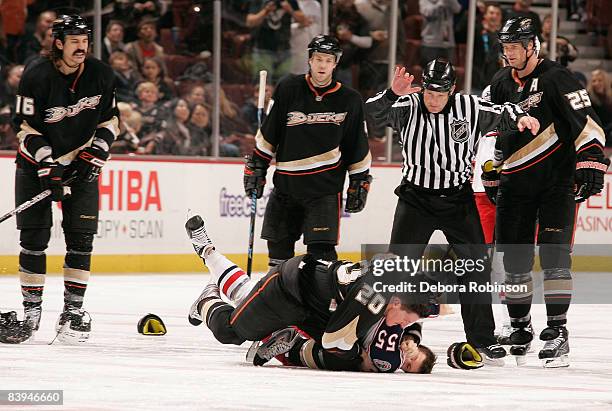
left=0, top=152, right=611, bottom=273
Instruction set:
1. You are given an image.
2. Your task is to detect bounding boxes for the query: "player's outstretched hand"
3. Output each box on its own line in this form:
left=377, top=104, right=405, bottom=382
left=391, top=66, right=421, bottom=96
left=517, top=115, right=540, bottom=135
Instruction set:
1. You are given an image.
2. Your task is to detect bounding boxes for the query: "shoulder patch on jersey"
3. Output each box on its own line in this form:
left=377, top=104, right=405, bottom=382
left=373, top=359, right=392, bottom=372
left=450, top=119, right=469, bottom=143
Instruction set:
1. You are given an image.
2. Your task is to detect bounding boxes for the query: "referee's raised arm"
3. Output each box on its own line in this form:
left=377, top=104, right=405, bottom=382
left=365, top=67, right=422, bottom=131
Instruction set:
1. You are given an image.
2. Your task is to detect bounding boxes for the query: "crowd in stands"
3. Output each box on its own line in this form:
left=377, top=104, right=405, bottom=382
left=0, top=0, right=610, bottom=156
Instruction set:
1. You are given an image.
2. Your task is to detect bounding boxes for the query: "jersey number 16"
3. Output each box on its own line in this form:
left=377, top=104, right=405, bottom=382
left=15, top=95, right=35, bottom=115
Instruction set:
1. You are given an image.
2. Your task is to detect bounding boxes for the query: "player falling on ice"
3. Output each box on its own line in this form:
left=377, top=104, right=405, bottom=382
left=484, top=17, right=609, bottom=367
left=184, top=215, right=437, bottom=373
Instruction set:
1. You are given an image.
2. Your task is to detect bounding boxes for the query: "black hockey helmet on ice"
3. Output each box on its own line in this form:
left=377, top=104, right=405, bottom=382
left=422, top=58, right=456, bottom=92
left=52, top=14, right=91, bottom=42
left=137, top=313, right=167, bottom=335
left=308, top=35, right=343, bottom=62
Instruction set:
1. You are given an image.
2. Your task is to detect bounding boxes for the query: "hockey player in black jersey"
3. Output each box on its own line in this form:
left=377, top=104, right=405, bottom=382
left=485, top=17, right=609, bottom=367
left=243, top=35, right=372, bottom=270
left=185, top=214, right=437, bottom=372
left=6, top=15, right=119, bottom=344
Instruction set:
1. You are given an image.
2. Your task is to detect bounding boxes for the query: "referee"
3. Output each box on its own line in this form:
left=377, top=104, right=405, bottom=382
left=366, top=59, right=540, bottom=363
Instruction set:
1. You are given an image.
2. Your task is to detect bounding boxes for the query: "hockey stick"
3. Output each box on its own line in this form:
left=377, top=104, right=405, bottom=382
left=247, top=70, right=267, bottom=277
left=0, top=175, right=77, bottom=224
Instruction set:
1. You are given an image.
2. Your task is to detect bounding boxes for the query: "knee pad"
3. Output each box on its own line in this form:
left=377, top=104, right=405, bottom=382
left=268, top=240, right=295, bottom=262
left=64, top=232, right=94, bottom=271
left=19, top=229, right=50, bottom=274
left=306, top=243, right=337, bottom=262
left=20, top=229, right=50, bottom=252
left=539, top=243, right=571, bottom=270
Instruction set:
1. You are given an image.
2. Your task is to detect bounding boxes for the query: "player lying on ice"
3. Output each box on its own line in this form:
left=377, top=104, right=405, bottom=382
left=184, top=215, right=438, bottom=374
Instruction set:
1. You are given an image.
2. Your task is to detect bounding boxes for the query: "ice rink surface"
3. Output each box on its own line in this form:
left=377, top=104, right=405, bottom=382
left=1, top=273, right=612, bottom=411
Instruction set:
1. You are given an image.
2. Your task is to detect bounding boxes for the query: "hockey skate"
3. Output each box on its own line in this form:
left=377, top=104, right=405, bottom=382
left=538, top=326, right=569, bottom=368
left=478, top=343, right=507, bottom=366
left=509, top=323, right=534, bottom=366
left=188, top=282, right=221, bottom=326
left=185, top=215, right=215, bottom=260
left=53, top=308, right=91, bottom=344
left=0, top=311, right=32, bottom=344
left=496, top=323, right=514, bottom=346
left=247, top=327, right=303, bottom=366
left=24, top=304, right=42, bottom=333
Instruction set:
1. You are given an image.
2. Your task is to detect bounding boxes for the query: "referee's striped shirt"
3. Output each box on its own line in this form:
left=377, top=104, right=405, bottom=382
left=366, top=89, right=525, bottom=190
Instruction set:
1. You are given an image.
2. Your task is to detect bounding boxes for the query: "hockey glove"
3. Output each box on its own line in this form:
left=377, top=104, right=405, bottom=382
left=481, top=159, right=501, bottom=205
left=38, top=162, right=65, bottom=202
left=243, top=155, right=267, bottom=199
left=575, top=150, right=610, bottom=203
left=446, top=342, right=484, bottom=370
left=75, top=146, right=109, bottom=183
left=345, top=173, right=373, bottom=213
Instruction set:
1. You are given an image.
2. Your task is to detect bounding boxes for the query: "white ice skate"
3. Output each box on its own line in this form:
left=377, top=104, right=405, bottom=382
left=53, top=308, right=91, bottom=344
left=185, top=215, right=215, bottom=259
left=539, top=326, right=569, bottom=368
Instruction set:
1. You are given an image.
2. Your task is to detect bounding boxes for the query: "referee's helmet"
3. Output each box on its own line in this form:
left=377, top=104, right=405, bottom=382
left=422, top=58, right=456, bottom=92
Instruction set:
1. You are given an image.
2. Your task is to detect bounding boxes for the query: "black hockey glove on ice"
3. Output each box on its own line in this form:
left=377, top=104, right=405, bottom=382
left=38, top=161, right=65, bottom=201
left=244, top=155, right=267, bottom=199
left=481, top=160, right=501, bottom=205
left=575, top=150, right=610, bottom=203
left=0, top=311, right=33, bottom=344
left=75, top=146, right=109, bottom=182
left=345, top=173, right=372, bottom=213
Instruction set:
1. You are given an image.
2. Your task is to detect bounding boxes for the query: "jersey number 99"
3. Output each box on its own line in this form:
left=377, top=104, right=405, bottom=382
left=15, top=95, right=35, bottom=116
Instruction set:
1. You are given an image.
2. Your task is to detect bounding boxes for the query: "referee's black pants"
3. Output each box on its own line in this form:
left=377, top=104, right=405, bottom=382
left=390, top=181, right=497, bottom=348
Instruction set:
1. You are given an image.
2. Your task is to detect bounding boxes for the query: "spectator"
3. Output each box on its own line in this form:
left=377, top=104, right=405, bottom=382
left=180, top=0, right=214, bottom=54
left=124, top=18, right=165, bottom=71
left=17, top=10, right=56, bottom=64
left=240, top=83, right=274, bottom=133
left=419, top=0, right=462, bottom=68
left=22, top=27, right=53, bottom=67
left=187, top=102, right=213, bottom=156
left=246, top=0, right=308, bottom=82
left=457, top=2, right=503, bottom=93
left=503, top=0, right=542, bottom=37
left=0, top=64, right=24, bottom=111
left=102, top=20, right=126, bottom=64
left=141, top=56, right=175, bottom=102
left=540, top=14, right=578, bottom=67
left=204, top=84, right=248, bottom=157
left=112, top=102, right=142, bottom=154
left=356, top=0, right=406, bottom=96
left=158, top=98, right=195, bottom=155
left=0, top=0, right=28, bottom=63
left=0, top=107, right=16, bottom=150
left=113, top=0, right=162, bottom=42
left=290, top=0, right=318, bottom=74
left=588, top=69, right=612, bottom=143
left=109, top=50, right=142, bottom=103
left=134, top=81, right=164, bottom=138
left=331, top=0, right=372, bottom=87
left=184, top=84, right=207, bottom=106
